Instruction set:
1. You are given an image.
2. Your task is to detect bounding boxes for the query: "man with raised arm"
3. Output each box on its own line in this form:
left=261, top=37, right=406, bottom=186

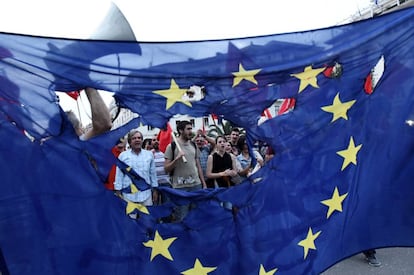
left=65, top=87, right=112, bottom=140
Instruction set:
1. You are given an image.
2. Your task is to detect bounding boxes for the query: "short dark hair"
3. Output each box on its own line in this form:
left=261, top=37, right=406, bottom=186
left=237, top=136, right=247, bottom=152
left=142, top=138, right=152, bottom=149
left=177, top=120, right=192, bottom=134
left=231, top=127, right=240, bottom=133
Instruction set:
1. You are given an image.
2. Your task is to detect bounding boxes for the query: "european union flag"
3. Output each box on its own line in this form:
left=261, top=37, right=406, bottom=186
left=0, top=7, right=414, bottom=275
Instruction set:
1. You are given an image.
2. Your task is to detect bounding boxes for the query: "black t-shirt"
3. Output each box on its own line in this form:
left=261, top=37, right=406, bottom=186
left=208, top=152, right=233, bottom=188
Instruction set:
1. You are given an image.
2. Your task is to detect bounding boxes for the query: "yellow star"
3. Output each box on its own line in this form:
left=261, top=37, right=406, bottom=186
left=153, top=79, right=192, bottom=110
left=181, top=258, right=217, bottom=275
left=291, top=65, right=326, bottom=93
left=321, top=93, right=356, bottom=122
left=321, top=187, right=348, bottom=219
left=130, top=183, right=139, bottom=194
left=298, top=227, right=322, bottom=259
left=126, top=201, right=149, bottom=215
left=143, top=230, right=177, bottom=261
left=259, top=264, right=278, bottom=275
left=124, top=171, right=139, bottom=194
left=336, top=137, right=362, bottom=171
left=232, top=63, right=262, bottom=87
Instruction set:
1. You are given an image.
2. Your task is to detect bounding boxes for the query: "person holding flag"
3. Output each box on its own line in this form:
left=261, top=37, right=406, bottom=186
left=164, top=120, right=206, bottom=221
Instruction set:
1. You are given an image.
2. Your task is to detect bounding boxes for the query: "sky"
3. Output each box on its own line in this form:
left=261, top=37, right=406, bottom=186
left=0, top=0, right=373, bottom=125
left=0, top=0, right=372, bottom=40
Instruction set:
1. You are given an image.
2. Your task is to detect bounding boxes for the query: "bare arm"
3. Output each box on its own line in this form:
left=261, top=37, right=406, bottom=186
left=239, top=165, right=251, bottom=176
left=206, top=155, right=224, bottom=179
left=204, top=135, right=215, bottom=146
left=206, top=155, right=214, bottom=179
left=238, top=157, right=251, bottom=176
left=82, top=88, right=112, bottom=140
left=196, top=157, right=207, bottom=189
left=164, top=150, right=185, bottom=174
left=194, top=129, right=216, bottom=150
left=206, top=154, right=237, bottom=179
left=150, top=155, right=159, bottom=204
left=231, top=154, right=238, bottom=172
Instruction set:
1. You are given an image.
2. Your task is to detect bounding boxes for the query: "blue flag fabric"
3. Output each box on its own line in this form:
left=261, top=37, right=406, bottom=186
left=1, top=7, right=414, bottom=274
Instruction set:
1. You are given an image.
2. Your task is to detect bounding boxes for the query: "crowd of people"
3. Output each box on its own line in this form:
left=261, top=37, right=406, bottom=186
left=66, top=88, right=381, bottom=267
left=104, top=120, right=271, bottom=220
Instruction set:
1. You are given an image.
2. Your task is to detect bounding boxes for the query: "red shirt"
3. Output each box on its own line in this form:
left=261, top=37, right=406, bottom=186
left=104, top=146, right=123, bottom=190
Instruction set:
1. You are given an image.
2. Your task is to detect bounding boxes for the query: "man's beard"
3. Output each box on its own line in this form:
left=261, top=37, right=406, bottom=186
left=180, top=132, right=190, bottom=141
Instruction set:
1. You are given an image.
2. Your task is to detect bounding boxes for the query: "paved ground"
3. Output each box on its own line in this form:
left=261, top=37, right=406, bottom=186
left=321, top=247, right=414, bottom=275
left=0, top=247, right=411, bottom=274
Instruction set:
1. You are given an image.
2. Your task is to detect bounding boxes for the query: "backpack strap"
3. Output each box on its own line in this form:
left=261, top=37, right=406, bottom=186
left=171, top=141, right=176, bottom=160
left=169, top=141, right=176, bottom=176
left=190, top=140, right=197, bottom=154
left=168, top=141, right=197, bottom=176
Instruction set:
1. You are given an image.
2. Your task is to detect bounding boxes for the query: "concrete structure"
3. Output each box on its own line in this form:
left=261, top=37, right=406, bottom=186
left=341, top=0, right=414, bottom=24
left=109, top=101, right=283, bottom=139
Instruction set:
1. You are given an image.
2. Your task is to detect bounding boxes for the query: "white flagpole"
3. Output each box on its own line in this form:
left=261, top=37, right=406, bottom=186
left=171, top=133, right=187, bottom=163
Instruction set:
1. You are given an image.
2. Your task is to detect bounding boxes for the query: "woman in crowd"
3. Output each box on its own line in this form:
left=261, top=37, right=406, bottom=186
left=206, top=136, right=238, bottom=188
left=236, top=137, right=264, bottom=179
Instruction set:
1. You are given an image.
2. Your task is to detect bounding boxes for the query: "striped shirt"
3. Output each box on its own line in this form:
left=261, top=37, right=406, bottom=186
left=152, top=150, right=170, bottom=186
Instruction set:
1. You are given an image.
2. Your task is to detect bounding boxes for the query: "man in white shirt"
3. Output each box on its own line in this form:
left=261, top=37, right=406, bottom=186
left=114, top=130, right=158, bottom=206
